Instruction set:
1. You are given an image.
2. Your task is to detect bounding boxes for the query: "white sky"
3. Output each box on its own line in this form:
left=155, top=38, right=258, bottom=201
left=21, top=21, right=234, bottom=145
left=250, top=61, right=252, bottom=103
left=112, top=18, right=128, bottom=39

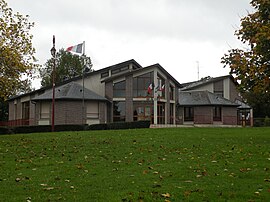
left=7, top=0, right=252, bottom=88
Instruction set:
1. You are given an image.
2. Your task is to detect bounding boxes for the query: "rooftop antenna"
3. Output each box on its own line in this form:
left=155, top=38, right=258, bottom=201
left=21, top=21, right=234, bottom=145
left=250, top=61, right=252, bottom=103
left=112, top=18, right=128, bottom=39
left=196, top=61, right=200, bottom=80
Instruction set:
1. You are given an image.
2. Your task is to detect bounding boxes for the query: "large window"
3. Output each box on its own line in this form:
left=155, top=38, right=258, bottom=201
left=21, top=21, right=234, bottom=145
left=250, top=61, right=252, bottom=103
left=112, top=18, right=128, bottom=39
left=169, top=86, right=174, bottom=100
left=113, top=80, right=126, bottom=98
left=87, top=102, right=99, bottom=119
left=40, top=102, right=50, bottom=119
left=157, top=102, right=165, bottom=124
left=213, top=106, right=222, bottom=121
left=22, top=101, right=30, bottom=119
left=170, top=103, right=174, bottom=124
left=184, top=107, right=194, bottom=121
left=133, top=103, right=153, bottom=123
left=133, top=72, right=154, bottom=97
left=113, top=101, right=125, bottom=122
left=156, top=75, right=165, bottom=99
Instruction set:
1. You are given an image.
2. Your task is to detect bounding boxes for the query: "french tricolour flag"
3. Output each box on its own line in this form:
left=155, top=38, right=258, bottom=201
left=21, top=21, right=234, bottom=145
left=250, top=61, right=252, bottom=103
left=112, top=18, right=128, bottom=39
left=147, top=82, right=154, bottom=94
left=66, top=42, right=84, bottom=54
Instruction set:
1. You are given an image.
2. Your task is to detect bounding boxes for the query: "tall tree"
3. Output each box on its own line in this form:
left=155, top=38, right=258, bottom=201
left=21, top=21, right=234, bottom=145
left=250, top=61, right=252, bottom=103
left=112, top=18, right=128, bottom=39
left=222, top=0, right=270, bottom=117
left=0, top=0, right=37, bottom=100
left=40, top=49, right=93, bottom=87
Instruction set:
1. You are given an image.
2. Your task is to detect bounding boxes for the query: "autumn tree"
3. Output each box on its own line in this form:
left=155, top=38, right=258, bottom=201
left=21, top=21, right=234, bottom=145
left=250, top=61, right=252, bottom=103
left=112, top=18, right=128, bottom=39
left=222, top=0, right=270, bottom=117
left=40, top=49, right=93, bottom=87
left=0, top=0, right=37, bottom=100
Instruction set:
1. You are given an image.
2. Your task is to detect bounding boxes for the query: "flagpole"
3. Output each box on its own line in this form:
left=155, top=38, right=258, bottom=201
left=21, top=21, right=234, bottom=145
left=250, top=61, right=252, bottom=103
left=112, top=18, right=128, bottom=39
left=82, top=41, right=86, bottom=125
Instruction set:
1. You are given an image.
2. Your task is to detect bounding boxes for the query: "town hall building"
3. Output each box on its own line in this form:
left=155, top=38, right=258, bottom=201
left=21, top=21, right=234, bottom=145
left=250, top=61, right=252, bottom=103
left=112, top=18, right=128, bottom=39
left=7, top=59, right=253, bottom=127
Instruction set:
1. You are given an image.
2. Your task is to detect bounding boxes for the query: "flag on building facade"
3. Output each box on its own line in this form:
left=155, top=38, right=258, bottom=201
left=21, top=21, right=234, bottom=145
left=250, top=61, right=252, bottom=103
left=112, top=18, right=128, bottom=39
left=147, top=82, right=154, bottom=94
left=66, top=42, right=84, bottom=54
left=161, top=84, right=165, bottom=91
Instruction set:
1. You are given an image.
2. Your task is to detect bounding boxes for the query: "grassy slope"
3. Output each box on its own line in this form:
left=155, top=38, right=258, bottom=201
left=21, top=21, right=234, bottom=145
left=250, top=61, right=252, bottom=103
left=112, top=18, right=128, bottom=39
left=0, top=128, right=269, bottom=201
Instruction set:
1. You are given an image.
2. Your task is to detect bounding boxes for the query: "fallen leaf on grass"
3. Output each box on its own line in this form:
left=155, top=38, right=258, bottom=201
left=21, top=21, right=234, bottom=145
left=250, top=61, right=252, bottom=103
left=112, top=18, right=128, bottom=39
left=183, top=180, right=193, bottom=183
left=143, top=170, right=148, bottom=174
left=161, top=193, right=171, bottom=198
left=43, top=187, right=54, bottom=191
left=184, top=190, right=192, bottom=197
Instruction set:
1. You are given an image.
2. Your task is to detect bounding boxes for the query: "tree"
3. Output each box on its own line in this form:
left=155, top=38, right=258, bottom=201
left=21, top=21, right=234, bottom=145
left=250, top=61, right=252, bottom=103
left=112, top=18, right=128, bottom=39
left=222, top=0, right=270, bottom=117
left=0, top=0, right=37, bottom=100
left=40, top=49, right=93, bottom=87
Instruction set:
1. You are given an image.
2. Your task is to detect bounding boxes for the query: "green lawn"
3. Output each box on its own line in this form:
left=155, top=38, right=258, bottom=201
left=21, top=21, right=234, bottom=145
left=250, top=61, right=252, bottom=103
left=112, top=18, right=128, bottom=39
left=0, top=128, right=269, bottom=201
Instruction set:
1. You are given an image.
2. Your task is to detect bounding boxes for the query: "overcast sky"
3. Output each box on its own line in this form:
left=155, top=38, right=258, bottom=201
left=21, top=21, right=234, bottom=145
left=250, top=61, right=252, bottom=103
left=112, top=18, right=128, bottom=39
left=8, top=0, right=252, bottom=88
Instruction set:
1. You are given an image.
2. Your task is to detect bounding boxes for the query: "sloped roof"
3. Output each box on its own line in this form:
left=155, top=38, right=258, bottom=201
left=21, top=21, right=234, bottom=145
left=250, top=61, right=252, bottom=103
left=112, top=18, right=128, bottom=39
left=179, top=91, right=240, bottom=106
left=8, top=59, right=141, bottom=101
left=32, top=82, right=108, bottom=101
left=235, top=99, right=252, bottom=109
left=181, top=75, right=236, bottom=91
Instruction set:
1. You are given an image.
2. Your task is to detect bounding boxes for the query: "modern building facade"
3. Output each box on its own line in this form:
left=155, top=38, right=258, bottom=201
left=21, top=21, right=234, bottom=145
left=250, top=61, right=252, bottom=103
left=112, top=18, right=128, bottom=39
left=7, top=59, right=252, bottom=127
left=180, top=76, right=253, bottom=126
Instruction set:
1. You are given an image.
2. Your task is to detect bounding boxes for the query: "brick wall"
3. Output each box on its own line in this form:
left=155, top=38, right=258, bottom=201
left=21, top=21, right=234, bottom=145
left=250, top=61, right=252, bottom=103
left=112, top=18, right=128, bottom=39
left=55, top=101, right=84, bottom=125
left=194, top=106, right=213, bottom=124
left=214, top=80, right=223, bottom=92
left=105, top=81, right=113, bottom=122
left=125, top=75, right=133, bottom=122
left=99, top=102, right=106, bottom=123
left=222, top=106, right=238, bottom=125
left=229, top=79, right=242, bottom=102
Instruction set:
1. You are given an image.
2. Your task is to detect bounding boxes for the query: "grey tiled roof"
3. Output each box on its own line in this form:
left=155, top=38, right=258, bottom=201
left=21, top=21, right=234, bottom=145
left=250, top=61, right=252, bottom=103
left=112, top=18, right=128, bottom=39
left=179, top=91, right=240, bottom=106
left=235, top=99, right=252, bottom=109
left=32, top=82, right=108, bottom=101
left=181, top=75, right=235, bottom=91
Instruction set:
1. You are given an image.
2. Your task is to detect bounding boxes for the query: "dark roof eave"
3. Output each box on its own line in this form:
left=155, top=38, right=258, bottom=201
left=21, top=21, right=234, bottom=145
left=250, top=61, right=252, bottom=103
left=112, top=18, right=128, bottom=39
left=178, top=104, right=240, bottom=107
left=33, top=98, right=109, bottom=102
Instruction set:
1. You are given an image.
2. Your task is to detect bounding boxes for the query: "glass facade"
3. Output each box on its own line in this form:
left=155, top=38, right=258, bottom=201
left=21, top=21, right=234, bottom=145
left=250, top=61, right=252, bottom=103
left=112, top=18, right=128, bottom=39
left=184, top=107, right=194, bottom=121
left=113, top=80, right=126, bottom=98
left=133, top=102, right=153, bottom=123
left=113, top=101, right=126, bottom=122
left=157, top=102, right=165, bottom=124
left=213, top=106, right=222, bottom=121
left=133, top=72, right=154, bottom=97
left=156, top=75, right=165, bottom=99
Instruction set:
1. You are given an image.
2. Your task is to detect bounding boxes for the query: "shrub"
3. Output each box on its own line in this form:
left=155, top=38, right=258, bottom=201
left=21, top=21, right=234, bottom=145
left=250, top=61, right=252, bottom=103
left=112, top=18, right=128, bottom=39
left=87, top=123, right=108, bottom=130
left=0, top=127, right=10, bottom=135
left=87, top=121, right=150, bottom=131
left=254, top=118, right=265, bottom=127
left=13, top=124, right=86, bottom=134
left=55, top=124, right=86, bottom=132
left=13, top=125, right=52, bottom=134
left=264, top=116, right=270, bottom=127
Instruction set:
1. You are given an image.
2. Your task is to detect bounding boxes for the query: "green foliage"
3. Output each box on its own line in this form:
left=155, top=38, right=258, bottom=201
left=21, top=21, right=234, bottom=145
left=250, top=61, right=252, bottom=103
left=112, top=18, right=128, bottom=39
left=0, top=126, right=9, bottom=135
left=0, top=0, right=38, bottom=100
left=0, top=128, right=270, bottom=201
left=0, top=98, right=8, bottom=121
left=264, top=116, right=270, bottom=126
left=242, top=91, right=270, bottom=117
left=222, top=0, right=270, bottom=117
left=40, top=49, right=92, bottom=87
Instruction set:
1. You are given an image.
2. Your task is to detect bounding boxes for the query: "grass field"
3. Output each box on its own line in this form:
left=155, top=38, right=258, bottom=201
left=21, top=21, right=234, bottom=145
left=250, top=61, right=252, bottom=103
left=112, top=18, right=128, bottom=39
left=0, top=127, right=269, bottom=201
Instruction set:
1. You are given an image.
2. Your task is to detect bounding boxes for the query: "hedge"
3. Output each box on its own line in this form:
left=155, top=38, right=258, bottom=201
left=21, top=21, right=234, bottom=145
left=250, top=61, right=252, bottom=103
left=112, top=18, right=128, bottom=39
left=12, top=124, right=87, bottom=134
left=0, top=127, right=10, bottom=135
left=0, top=121, right=151, bottom=135
left=254, top=117, right=270, bottom=127
left=87, top=120, right=151, bottom=130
